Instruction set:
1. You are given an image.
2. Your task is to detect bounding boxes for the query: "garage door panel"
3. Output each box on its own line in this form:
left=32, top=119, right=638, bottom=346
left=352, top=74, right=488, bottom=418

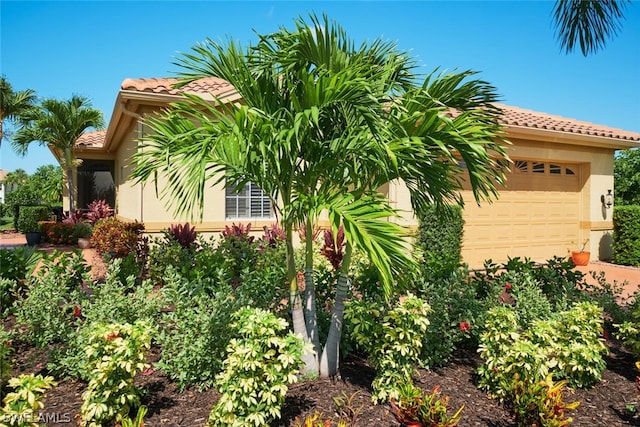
left=461, top=161, right=581, bottom=267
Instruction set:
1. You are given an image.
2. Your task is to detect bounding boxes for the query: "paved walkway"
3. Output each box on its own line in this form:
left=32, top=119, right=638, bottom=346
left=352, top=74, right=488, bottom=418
left=574, top=261, right=640, bottom=300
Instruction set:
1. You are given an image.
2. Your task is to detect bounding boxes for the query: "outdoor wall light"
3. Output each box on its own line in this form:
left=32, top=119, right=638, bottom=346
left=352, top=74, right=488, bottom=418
left=601, top=189, right=613, bottom=209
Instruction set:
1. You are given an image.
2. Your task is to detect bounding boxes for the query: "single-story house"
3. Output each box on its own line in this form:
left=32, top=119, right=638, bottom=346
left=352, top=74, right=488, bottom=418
left=59, top=77, right=640, bottom=268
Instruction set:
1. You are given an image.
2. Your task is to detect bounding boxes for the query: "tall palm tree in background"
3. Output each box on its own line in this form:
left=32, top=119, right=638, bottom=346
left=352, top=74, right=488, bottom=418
left=554, top=0, right=630, bottom=55
left=133, top=14, right=509, bottom=376
left=12, top=96, right=104, bottom=211
left=0, top=76, right=36, bottom=146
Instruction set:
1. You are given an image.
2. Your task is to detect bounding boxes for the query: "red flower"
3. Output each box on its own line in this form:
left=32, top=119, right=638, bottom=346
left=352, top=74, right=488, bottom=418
left=459, top=321, right=471, bottom=332
left=73, top=305, right=82, bottom=318
left=603, top=330, right=609, bottom=340
left=504, top=283, right=512, bottom=290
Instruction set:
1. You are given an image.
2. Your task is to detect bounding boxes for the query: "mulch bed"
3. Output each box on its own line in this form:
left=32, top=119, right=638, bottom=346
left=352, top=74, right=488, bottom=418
left=5, top=329, right=640, bottom=426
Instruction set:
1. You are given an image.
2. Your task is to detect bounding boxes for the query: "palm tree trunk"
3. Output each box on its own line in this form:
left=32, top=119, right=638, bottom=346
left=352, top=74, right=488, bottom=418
left=304, top=218, right=321, bottom=362
left=66, top=166, right=75, bottom=211
left=286, top=225, right=317, bottom=374
left=319, top=243, right=352, bottom=377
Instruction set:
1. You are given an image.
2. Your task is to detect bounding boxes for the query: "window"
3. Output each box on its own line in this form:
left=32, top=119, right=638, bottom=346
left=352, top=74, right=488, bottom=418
left=225, top=181, right=274, bottom=219
left=532, top=162, right=545, bottom=173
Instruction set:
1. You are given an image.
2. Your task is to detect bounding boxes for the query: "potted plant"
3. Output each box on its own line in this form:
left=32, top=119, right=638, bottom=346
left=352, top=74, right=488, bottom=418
left=570, top=239, right=590, bottom=266
left=17, top=206, right=50, bottom=246
left=73, top=222, right=93, bottom=249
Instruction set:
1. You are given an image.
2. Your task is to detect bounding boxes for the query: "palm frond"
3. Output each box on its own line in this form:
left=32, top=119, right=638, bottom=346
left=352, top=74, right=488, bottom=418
left=553, top=0, right=630, bottom=56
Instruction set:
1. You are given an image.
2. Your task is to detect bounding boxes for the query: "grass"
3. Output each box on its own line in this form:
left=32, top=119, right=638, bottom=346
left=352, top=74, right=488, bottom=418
left=0, top=216, right=15, bottom=231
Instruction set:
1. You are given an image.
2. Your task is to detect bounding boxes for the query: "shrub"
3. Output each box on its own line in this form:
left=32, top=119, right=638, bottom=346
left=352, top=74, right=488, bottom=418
left=50, top=259, right=163, bottom=380
left=413, top=267, right=488, bottom=368
left=508, top=374, right=580, bottom=427
left=345, top=294, right=431, bottom=403
left=86, top=199, right=113, bottom=225
left=0, top=247, right=40, bottom=316
left=39, top=221, right=75, bottom=244
left=91, top=217, right=145, bottom=258
left=16, top=205, right=50, bottom=233
left=156, top=272, right=243, bottom=390
left=613, top=206, right=640, bottom=266
left=167, top=222, right=197, bottom=248
left=415, top=204, right=464, bottom=280
left=0, top=328, right=13, bottom=389
left=80, top=321, right=153, bottom=427
left=477, top=302, right=607, bottom=399
left=208, top=307, right=307, bottom=427
left=72, top=222, right=93, bottom=239
left=5, top=187, right=40, bottom=230
left=390, top=383, right=464, bottom=427
left=62, top=209, right=85, bottom=225
left=218, top=222, right=258, bottom=286
left=0, top=374, right=57, bottom=427
left=14, top=251, right=89, bottom=347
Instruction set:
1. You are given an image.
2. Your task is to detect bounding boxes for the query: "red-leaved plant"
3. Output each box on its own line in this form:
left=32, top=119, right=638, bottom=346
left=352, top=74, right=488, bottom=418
left=222, top=223, right=254, bottom=242
left=167, top=222, right=197, bottom=248
left=321, top=226, right=345, bottom=271
left=260, top=223, right=286, bottom=249
left=62, top=210, right=85, bottom=225
left=86, top=199, right=114, bottom=225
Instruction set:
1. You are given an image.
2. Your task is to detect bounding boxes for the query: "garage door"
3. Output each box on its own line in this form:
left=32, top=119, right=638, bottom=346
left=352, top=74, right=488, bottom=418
left=461, top=160, right=582, bottom=267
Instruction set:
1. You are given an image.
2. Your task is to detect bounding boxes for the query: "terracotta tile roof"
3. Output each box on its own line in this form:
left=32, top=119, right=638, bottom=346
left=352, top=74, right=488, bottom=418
left=76, top=130, right=106, bottom=148
left=121, top=77, right=233, bottom=97
left=497, top=104, right=640, bottom=141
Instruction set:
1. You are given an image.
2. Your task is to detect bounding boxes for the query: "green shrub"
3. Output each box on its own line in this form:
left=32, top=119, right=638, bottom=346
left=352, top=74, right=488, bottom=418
left=412, top=268, right=488, bottom=368
left=0, top=328, right=13, bottom=389
left=15, top=274, right=82, bottom=348
left=613, top=205, right=640, bottom=266
left=16, top=205, right=50, bottom=233
left=156, top=270, right=246, bottom=390
left=5, top=187, right=40, bottom=230
left=49, top=259, right=163, bottom=380
left=345, top=294, right=430, bottom=403
left=0, top=247, right=40, bottom=317
left=0, top=374, right=57, bottom=427
left=414, top=204, right=464, bottom=280
left=208, top=307, right=307, bottom=427
left=477, top=302, right=607, bottom=399
left=72, top=222, right=93, bottom=239
left=80, top=321, right=153, bottom=427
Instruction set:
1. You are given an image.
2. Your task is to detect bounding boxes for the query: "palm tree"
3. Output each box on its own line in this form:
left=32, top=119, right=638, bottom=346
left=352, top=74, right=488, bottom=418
left=0, top=76, right=36, bottom=146
left=553, top=0, right=630, bottom=56
left=12, top=96, right=104, bottom=211
left=133, top=14, right=508, bottom=376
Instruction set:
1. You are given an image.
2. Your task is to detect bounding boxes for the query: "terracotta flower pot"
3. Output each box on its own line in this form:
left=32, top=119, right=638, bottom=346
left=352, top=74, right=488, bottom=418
left=571, top=251, right=590, bottom=266
left=78, top=237, right=92, bottom=249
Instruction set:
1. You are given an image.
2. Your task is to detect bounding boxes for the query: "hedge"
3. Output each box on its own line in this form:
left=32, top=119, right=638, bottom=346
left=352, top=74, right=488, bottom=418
left=415, top=204, right=465, bottom=279
left=17, top=205, right=51, bottom=233
left=612, top=205, right=640, bottom=266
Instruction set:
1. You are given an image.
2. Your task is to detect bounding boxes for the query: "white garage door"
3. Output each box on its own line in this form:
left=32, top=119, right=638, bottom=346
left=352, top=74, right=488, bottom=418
left=461, top=160, right=582, bottom=267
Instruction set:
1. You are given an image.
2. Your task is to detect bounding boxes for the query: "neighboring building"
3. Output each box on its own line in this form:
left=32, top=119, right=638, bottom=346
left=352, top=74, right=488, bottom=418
left=0, top=169, right=19, bottom=204
left=59, top=77, right=640, bottom=268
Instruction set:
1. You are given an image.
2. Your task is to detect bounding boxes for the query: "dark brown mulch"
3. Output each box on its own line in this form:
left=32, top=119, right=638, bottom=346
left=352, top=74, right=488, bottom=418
left=5, top=330, right=639, bottom=427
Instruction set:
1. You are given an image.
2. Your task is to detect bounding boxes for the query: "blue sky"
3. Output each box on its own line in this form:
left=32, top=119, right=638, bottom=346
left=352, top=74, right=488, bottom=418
left=1, top=0, right=639, bottom=174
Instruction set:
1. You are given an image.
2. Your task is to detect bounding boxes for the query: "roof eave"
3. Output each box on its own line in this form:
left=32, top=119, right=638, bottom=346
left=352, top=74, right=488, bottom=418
left=505, top=124, right=640, bottom=150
